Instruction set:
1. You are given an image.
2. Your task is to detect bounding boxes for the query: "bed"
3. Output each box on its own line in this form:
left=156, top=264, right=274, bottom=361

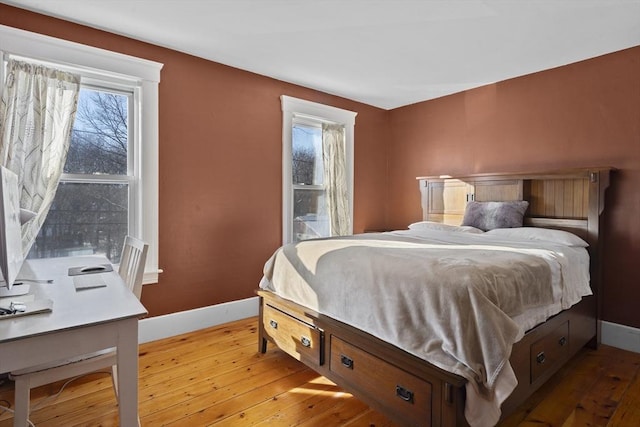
left=257, top=168, right=611, bottom=427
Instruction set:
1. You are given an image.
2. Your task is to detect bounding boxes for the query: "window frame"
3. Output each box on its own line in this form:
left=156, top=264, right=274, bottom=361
left=281, top=95, right=357, bottom=244
left=0, top=24, right=163, bottom=283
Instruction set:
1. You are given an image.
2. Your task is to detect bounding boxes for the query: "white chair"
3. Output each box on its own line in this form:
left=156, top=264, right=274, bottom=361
left=9, top=236, right=148, bottom=427
left=117, top=236, right=149, bottom=300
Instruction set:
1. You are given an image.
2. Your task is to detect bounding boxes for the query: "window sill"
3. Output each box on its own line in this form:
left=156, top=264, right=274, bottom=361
left=142, top=268, right=162, bottom=286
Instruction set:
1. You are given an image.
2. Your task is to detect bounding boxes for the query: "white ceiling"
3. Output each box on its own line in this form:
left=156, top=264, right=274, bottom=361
left=3, top=0, right=640, bottom=109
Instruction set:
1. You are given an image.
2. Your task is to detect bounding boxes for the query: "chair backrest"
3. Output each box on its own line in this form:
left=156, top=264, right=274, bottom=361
left=118, top=236, right=149, bottom=300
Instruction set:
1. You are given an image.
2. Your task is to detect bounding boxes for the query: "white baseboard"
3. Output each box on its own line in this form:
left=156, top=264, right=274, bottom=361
left=138, top=301, right=640, bottom=355
left=138, top=296, right=259, bottom=343
left=600, top=320, right=640, bottom=353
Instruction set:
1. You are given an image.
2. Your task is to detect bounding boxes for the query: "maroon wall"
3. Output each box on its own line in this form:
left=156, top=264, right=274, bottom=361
left=387, top=47, right=640, bottom=328
left=0, top=5, right=390, bottom=316
left=3, top=4, right=639, bottom=330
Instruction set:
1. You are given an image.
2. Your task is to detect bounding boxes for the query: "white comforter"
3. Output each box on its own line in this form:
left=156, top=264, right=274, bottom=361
left=259, top=229, right=591, bottom=427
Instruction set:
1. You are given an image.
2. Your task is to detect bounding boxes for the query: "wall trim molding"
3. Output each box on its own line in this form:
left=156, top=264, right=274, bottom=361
left=280, top=95, right=357, bottom=244
left=0, top=24, right=162, bottom=82
left=601, top=320, right=640, bottom=353
left=139, top=296, right=259, bottom=343
left=0, top=23, right=162, bottom=285
left=140, top=301, right=640, bottom=356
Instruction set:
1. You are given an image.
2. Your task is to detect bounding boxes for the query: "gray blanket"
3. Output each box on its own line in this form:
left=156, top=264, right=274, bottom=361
left=260, top=230, right=590, bottom=426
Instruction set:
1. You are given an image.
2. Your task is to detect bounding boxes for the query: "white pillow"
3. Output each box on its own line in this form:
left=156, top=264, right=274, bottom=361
left=408, top=221, right=484, bottom=234
left=485, top=227, right=588, bottom=247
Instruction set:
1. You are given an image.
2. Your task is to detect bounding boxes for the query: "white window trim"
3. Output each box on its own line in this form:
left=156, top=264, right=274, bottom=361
left=0, top=24, right=163, bottom=284
left=281, top=95, right=357, bottom=244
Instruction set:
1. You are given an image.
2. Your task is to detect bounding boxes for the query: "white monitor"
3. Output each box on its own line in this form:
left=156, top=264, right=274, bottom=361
left=0, top=166, right=28, bottom=297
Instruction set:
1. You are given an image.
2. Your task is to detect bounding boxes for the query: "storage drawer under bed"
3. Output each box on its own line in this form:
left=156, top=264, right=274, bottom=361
left=262, top=303, right=324, bottom=366
left=530, top=320, right=569, bottom=383
left=330, top=335, right=433, bottom=426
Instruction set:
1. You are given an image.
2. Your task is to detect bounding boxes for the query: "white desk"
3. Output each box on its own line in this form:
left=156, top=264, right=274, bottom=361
left=0, top=255, right=147, bottom=426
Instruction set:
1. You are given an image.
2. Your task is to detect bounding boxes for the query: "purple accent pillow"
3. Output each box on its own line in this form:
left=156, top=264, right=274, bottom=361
left=461, top=201, right=529, bottom=231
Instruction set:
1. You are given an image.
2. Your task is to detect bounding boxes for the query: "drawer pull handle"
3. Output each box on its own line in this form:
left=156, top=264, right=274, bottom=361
left=269, top=319, right=278, bottom=329
left=340, top=355, right=354, bottom=369
left=536, top=351, right=546, bottom=365
left=396, top=385, right=414, bottom=403
left=559, top=336, right=567, bottom=346
left=300, top=336, right=311, bottom=347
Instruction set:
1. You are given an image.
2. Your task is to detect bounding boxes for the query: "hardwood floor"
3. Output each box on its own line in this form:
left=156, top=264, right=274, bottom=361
left=0, top=317, right=639, bottom=426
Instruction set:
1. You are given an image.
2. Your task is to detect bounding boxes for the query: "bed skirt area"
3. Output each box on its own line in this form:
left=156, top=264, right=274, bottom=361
left=258, top=290, right=597, bottom=427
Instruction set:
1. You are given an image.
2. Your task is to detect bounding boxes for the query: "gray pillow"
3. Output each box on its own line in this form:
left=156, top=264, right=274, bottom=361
left=461, top=201, right=529, bottom=231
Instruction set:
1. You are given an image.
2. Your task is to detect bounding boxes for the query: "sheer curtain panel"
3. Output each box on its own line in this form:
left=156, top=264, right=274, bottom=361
left=0, top=59, right=80, bottom=254
left=322, top=123, right=350, bottom=236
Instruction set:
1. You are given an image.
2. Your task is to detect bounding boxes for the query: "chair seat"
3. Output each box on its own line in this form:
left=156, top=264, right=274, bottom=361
left=9, top=347, right=115, bottom=377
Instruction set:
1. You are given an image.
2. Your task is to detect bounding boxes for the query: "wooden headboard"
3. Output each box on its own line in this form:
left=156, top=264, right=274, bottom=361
left=417, top=168, right=611, bottom=249
left=417, top=168, right=612, bottom=318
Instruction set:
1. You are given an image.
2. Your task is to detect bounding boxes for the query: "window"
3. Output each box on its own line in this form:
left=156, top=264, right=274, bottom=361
left=281, top=96, right=357, bottom=244
left=292, top=118, right=327, bottom=241
left=27, top=85, right=134, bottom=263
left=0, top=25, right=162, bottom=282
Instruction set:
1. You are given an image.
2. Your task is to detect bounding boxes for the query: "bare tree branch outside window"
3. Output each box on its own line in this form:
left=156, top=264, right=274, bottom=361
left=28, top=89, right=130, bottom=262
left=291, top=123, right=329, bottom=241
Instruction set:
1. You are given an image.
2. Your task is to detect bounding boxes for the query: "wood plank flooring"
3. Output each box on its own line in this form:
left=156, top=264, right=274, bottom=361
left=0, top=317, right=639, bottom=426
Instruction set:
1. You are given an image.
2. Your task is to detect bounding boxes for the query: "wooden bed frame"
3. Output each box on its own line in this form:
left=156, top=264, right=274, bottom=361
left=258, top=168, right=611, bottom=426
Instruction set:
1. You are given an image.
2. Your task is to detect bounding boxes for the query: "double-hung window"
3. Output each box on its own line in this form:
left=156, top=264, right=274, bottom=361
left=0, top=25, right=162, bottom=282
left=281, top=96, right=357, bottom=244
left=292, top=117, right=326, bottom=241
left=28, top=82, right=135, bottom=263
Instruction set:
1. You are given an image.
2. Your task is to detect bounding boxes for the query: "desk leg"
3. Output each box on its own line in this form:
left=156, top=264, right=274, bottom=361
left=13, top=377, right=30, bottom=427
left=117, top=318, right=140, bottom=427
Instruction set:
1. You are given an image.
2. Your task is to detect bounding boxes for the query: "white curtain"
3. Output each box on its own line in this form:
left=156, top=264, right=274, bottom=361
left=322, top=123, right=350, bottom=236
left=0, top=59, right=80, bottom=255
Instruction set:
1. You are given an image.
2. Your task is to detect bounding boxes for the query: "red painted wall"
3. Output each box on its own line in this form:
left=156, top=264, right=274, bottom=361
left=0, top=5, right=390, bottom=316
left=387, top=47, right=640, bottom=328
left=3, top=5, right=639, bottom=331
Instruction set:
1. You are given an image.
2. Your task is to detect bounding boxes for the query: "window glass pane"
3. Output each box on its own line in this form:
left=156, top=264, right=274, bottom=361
left=293, top=188, right=328, bottom=242
left=27, top=183, right=129, bottom=263
left=65, top=88, right=129, bottom=175
left=292, top=123, right=323, bottom=185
